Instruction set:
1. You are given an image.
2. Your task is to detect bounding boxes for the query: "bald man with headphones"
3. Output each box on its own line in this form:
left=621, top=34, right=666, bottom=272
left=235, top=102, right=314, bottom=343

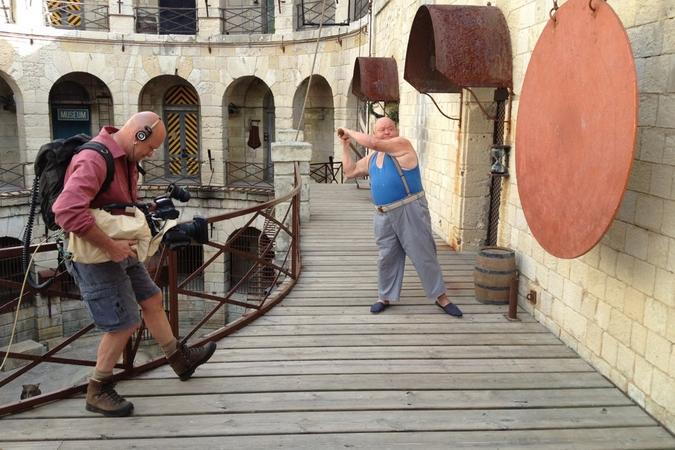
left=53, top=111, right=216, bottom=417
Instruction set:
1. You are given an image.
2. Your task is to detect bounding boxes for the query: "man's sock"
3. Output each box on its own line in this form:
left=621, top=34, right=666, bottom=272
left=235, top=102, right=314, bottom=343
left=92, top=369, right=113, bottom=381
left=161, top=338, right=178, bottom=356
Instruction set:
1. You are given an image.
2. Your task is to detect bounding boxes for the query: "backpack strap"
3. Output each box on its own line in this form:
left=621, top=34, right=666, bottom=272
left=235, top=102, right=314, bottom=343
left=74, top=141, right=115, bottom=195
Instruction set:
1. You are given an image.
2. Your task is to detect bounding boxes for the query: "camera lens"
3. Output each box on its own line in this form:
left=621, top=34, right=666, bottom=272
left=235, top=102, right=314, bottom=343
left=168, top=184, right=191, bottom=202
left=162, top=215, right=208, bottom=249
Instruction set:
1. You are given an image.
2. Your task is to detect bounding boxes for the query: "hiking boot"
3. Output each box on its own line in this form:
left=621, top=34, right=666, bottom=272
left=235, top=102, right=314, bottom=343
left=167, top=341, right=217, bottom=381
left=85, top=378, right=134, bottom=417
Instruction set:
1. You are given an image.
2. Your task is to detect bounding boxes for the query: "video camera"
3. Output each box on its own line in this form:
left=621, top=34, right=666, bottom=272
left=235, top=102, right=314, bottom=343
left=104, top=183, right=209, bottom=250
left=145, top=183, right=208, bottom=250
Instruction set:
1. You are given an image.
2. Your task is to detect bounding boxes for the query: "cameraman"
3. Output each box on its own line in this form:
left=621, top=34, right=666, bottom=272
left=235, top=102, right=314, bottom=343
left=53, top=111, right=216, bottom=417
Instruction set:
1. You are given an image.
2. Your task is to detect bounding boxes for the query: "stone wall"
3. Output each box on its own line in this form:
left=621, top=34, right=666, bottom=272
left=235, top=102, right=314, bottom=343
left=371, top=0, right=674, bottom=432
left=499, top=0, right=675, bottom=432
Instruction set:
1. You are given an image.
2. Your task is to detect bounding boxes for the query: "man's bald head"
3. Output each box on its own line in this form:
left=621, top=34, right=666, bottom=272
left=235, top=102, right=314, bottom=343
left=373, top=116, right=398, bottom=139
left=115, top=111, right=166, bottom=161
left=125, top=111, right=162, bottom=134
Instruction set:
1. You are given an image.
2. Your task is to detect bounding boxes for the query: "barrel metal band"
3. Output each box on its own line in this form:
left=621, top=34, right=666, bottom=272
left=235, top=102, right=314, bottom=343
left=474, top=266, right=516, bottom=275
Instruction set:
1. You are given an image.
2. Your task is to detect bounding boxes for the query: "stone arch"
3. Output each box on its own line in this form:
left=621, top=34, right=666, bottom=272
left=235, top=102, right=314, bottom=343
left=0, top=236, right=23, bottom=307
left=139, top=75, right=201, bottom=184
left=0, top=71, right=25, bottom=188
left=226, top=226, right=274, bottom=297
left=224, top=76, right=275, bottom=185
left=48, top=72, right=114, bottom=140
left=292, top=75, right=335, bottom=163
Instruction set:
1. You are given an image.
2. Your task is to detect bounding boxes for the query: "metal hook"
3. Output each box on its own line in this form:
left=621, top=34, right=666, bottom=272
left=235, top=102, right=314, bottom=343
left=549, top=0, right=559, bottom=23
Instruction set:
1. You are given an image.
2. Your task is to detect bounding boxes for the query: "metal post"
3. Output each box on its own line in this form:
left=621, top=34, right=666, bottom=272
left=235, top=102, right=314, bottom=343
left=122, top=339, right=133, bottom=371
left=168, top=249, right=179, bottom=335
left=507, top=270, right=519, bottom=321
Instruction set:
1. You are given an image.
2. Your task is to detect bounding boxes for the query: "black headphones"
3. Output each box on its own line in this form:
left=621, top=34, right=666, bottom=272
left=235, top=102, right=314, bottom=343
left=135, top=118, right=161, bottom=142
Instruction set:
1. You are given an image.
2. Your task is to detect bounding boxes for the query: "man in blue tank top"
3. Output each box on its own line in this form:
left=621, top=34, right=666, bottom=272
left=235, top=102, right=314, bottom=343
left=338, top=117, right=462, bottom=317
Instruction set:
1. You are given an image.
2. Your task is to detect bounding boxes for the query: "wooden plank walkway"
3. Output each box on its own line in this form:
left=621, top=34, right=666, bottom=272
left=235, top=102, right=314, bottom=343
left=1, top=183, right=674, bottom=449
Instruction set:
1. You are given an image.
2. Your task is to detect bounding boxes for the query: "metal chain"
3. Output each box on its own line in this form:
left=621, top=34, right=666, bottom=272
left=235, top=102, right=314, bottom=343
left=549, top=0, right=559, bottom=22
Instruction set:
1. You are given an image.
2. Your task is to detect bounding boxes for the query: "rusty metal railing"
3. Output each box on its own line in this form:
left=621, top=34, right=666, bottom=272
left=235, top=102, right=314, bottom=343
left=141, top=159, right=201, bottom=186
left=0, top=163, right=302, bottom=415
left=0, top=162, right=27, bottom=192
left=296, top=0, right=340, bottom=28
left=226, top=161, right=274, bottom=191
left=44, top=0, right=109, bottom=31
left=220, top=5, right=274, bottom=34
left=134, top=6, right=197, bottom=35
left=296, top=0, right=368, bottom=28
left=310, top=158, right=343, bottom=184
left=0, top=0, right=14, bottom=24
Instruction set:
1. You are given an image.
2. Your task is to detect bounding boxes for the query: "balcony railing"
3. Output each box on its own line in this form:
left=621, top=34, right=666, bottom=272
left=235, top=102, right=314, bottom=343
left=135, top=6, right=197, bottom=35
left=0, top=0, right=14, bottom=24
left=226, top=161, right=274, bottom=192
left=352, top=0, right=368, bottom=22
left=44, top=0, right=109, bottom=31
left=296, top=0, right=368, bottom=28
left=296, top=0, right=340, bottom=28
left=141, top=159, right=200, bottom=186
left=0, top=163, right=303, bottom=415
left=220, top=5, right=274, bottom=35
left=0, top=162, right=27, bottom=192
left=310, top=158, right=343, bottom=184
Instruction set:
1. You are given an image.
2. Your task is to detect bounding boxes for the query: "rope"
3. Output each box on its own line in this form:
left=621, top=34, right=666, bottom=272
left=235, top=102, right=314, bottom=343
left=295, top=0, right=329, bottom=140
left=0, top=241, right=45, bottom=372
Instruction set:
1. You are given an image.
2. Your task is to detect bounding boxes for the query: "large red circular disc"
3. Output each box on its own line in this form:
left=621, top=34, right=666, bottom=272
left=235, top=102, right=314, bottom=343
left=515, top=0, right=638, bottom=258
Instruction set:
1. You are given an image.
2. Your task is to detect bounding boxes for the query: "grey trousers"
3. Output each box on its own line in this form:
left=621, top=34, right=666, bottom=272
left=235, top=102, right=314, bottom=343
left=373, top=196, right=446, bottom=302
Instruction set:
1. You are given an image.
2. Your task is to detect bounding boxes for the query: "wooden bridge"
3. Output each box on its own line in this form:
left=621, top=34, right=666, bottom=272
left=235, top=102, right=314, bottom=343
left=1, top=184, right=673, bottom=449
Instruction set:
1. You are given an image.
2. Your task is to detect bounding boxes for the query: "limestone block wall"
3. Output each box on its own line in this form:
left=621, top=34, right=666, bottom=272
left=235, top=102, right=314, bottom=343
left=496, top=0, right=675, bottom=432
left=371, top=0, right=674, bottom=432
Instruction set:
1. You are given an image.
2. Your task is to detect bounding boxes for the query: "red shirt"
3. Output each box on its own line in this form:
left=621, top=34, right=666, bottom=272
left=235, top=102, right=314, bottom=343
left=53, top=127, right=139, bottom=235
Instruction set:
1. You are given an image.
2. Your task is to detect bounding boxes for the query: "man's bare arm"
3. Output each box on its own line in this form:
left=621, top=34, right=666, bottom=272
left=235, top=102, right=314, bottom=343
left=341, top=135, right=370, bottom=179
left=340, top=128, right=413, bottom=157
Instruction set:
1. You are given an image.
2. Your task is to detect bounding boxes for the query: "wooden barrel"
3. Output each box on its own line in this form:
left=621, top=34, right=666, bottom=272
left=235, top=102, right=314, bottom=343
left=474, top=246, right=516, bottom=304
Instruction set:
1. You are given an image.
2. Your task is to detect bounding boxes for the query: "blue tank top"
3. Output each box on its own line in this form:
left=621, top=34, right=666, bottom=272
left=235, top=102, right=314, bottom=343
left=369, top=153, right=423, bottom=206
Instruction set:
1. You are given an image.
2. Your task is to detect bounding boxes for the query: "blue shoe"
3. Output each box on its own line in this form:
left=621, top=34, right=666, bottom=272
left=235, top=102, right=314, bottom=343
left=370, top=301, right=390, bottom=314
left=436, top=301, right=463, bottom=317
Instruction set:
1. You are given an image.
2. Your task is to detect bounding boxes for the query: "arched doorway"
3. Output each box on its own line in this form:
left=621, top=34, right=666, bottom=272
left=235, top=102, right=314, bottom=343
left=164, top=85, right=200, bottom=179
left=139, top=76, right=201, bottom=184
left=0, top=237, right=25, bottom=308
left=293, top=75, right=334, bottom=164
left=224, top=77, right=275, bottom=186
left=0, top=74, right=21, bottom=190
left=48, top=73, right=113, bottom=140
left=228, top=226, right=274, bottom=299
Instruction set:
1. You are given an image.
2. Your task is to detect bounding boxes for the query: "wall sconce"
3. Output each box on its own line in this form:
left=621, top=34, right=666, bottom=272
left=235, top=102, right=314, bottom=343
left=0, top=94, right=15, bottom=112
left=490, top=144, right=510, bottom=177
left=228, top=103, right=240, bottom=115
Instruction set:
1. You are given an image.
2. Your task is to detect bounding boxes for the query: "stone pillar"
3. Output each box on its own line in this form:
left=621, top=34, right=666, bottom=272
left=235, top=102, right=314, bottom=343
left=271, top=130, right=311, bottom=263
left=200, top=103, right=226, bottom=186
left=108, top=0, right=135, bottom=34
left=455, top=87, right=495, bottom=251
left=274, top=0, right=296, bottom=34
left=198, top=0, right=221, bottom=38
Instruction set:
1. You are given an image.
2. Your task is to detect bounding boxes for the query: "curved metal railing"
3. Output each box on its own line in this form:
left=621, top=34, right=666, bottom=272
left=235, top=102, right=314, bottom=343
left=0, top=163, right=302, bottom=415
